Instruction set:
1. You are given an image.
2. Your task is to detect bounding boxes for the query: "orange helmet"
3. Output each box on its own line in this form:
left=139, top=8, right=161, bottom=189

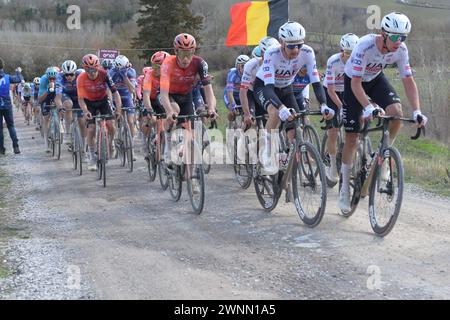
left=173, top=33, right=196, bottom=50
left=150, top=51, right=170, bottom=65
left=82, top=54, right=100, bottom=68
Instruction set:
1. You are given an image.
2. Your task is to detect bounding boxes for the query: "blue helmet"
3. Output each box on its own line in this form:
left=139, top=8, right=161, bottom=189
left=251, top=46, right=261, bottom=58
left=45, top=66, right=59, bottom=79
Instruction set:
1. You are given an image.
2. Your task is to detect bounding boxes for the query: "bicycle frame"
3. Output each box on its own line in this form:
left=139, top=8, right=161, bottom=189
left=360, top=115, right=423, bottom=197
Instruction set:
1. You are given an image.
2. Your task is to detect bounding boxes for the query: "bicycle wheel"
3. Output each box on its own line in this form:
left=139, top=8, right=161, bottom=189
left=254, top=173, right=279, bottom=211
left=101, top=128, right=108, bottom=187
left=158, top=132, right=169, bottom=190
left=168, top=165, right=182, bottom=201
left=202, top=124, right=211, bottom=174
left=291, top=142, right=327, bottom=227
left=368, top=147, right=404, bottom=237
left=338, top=144, right=364, bottom=218
left=146, top=129, right=157, bottom=182
left=75, top=127, right=83, bottom=176
left=125, top=122, right=134, bottom=173
left=303, top=124, right=321, bottom=156
left=187, top=163, right=205, bottom=214
left=234, top=131, right=252, bottom=189
left=53, top=119, right=62, bottom=160
left=117, top=122, right=126, bottom=166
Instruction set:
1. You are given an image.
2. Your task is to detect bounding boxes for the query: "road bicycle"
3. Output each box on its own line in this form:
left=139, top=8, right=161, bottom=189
left=339, top=114, right=424, bottom=236
left=93, top=114, right=114, bottom=188
left=145, top=112, right=170, bottom=190
left=253, top=110, right=327, bottom=227
left=166, top=113, right=211, bottom=214
left=115, top=107, right=135, bottom=173
left=46, top=104, right=64, bottom=160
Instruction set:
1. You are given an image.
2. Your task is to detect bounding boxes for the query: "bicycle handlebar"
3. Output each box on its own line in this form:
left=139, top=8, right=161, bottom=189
left=172, top=112, right=212, bottom=120
left=373, top=113, right=425, bottom=140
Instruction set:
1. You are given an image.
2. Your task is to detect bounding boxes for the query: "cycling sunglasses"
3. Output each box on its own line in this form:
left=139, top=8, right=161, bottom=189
left=387, top=33, right=407, bottom=43
left=65, top=73, right=75, bottom=77
left=286, top=43, right=304, bottom=50
left=176, top=50, right=195, bottom=59
left=85, top=67, right=98, bottom=74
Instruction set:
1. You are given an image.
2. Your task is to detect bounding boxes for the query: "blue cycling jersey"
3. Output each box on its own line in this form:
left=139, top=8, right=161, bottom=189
left=292, top=74, right=310, bottom=96
left=56, top=70, right=82, bottom=98
left=108, top=67, right=137, bottom=98
left=38, top=74, right=61, bottom=97
left=223, top=67, right=242, bottom=102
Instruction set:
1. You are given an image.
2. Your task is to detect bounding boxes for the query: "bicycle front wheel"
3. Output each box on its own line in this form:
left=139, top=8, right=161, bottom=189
left=292, top=142, right=327, bottom=227
left=54, top=120, right=62, bottom=160
left=254, top=173, right=279, bottom=211
left=234, top=133, right=252, bottom=189
left=202, top=123, right=211, bottom=174
left=368, top=147, right=404, bottom=237
left=146, top=130, right=157, bottom=182
left=125, top=122, right=134, bottom=173
left=187, top=164, right=205, bottom=214
left=168, top=165, right=182, bottom=201
left=158, top=132, right=169, bottom=190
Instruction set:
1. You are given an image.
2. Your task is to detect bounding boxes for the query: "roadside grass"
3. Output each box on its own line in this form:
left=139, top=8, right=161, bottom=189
left=395, top=134, right=450, bottom=197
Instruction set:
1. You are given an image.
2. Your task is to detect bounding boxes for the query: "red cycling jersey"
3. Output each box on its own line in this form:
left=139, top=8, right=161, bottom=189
left=159, top=55, right=211, bottom=95
left=143, top=69, right=161, bottom=100
left=77, top=69, right=117, bottom=101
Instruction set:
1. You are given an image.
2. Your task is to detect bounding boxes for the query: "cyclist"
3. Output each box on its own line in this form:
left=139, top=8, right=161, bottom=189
left=338, top=12, right=428, bottom=211
left=253, top=21, right=333, bottom=173
left=77, top=54, right=122, bottom=171
left=240, top=36, right=279, bottom=128
left=292, top=65, right=311, bottom=112
left=33, top=77, right=41, bottom=130
left=0, top=60, right=23, bottom=155
left=109, top=55, right=138, bottom=145
left=159, top=33, right=218, bottom=163
left=142, top=51, right=170, bottom=153
left=20, top=82, right=34, bottom=125
left=38, top=66, right=61, bottom=153
left=55, top=60, right=86, bottom=153
left=323, top=33, right=359, bottom=184
left=101, top=59, right=114, bottom=71
left=224, top=54, right=250, bottom=125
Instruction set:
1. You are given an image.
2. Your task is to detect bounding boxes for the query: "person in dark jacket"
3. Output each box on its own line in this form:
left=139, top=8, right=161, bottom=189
left=0, top=58, right=24, bottom=155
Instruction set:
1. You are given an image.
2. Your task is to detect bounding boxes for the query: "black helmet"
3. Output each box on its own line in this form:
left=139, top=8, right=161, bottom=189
left=101, top=59, right=113, bottom=70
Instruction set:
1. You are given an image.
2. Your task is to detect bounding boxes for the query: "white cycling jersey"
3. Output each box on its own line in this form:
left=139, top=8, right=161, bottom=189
left=256, top=44, right=321, bottom=88
left=241, top=57, right=262, bottom=91
left=344, top=34, right=413, bottom=82
left=323, top=53, right=346, bottom=92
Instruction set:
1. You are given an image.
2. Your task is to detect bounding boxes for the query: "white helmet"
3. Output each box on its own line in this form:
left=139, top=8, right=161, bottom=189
left=278, top=21, right=306, bottom=43
left=33, top=77, right=40, bottom=85
left=235, top=55, right=250, bottom=68
left=61, top=60, right=77, bottom=74
left=115, top=55, right=129, bottom=69
left=340, top=33, right=359, bottom=51
left=381, top=12, right=411, bottom=34
left=259, top=36, right=280, bottom=53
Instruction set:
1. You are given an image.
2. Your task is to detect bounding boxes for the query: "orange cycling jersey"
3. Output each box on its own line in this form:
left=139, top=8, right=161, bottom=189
left=159, top=55, right=211, bottom=95
left=143, top=69, right=161, bottom=100
left=77, top=69, right=117, bottom=101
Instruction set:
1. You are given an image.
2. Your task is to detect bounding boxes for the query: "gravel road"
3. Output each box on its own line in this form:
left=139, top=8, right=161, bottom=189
left=1, top=112, right=449, bottom=299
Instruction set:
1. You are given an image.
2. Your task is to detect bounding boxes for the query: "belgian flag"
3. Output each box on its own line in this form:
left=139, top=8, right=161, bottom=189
left=226, top=0, right=289, bottom=47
